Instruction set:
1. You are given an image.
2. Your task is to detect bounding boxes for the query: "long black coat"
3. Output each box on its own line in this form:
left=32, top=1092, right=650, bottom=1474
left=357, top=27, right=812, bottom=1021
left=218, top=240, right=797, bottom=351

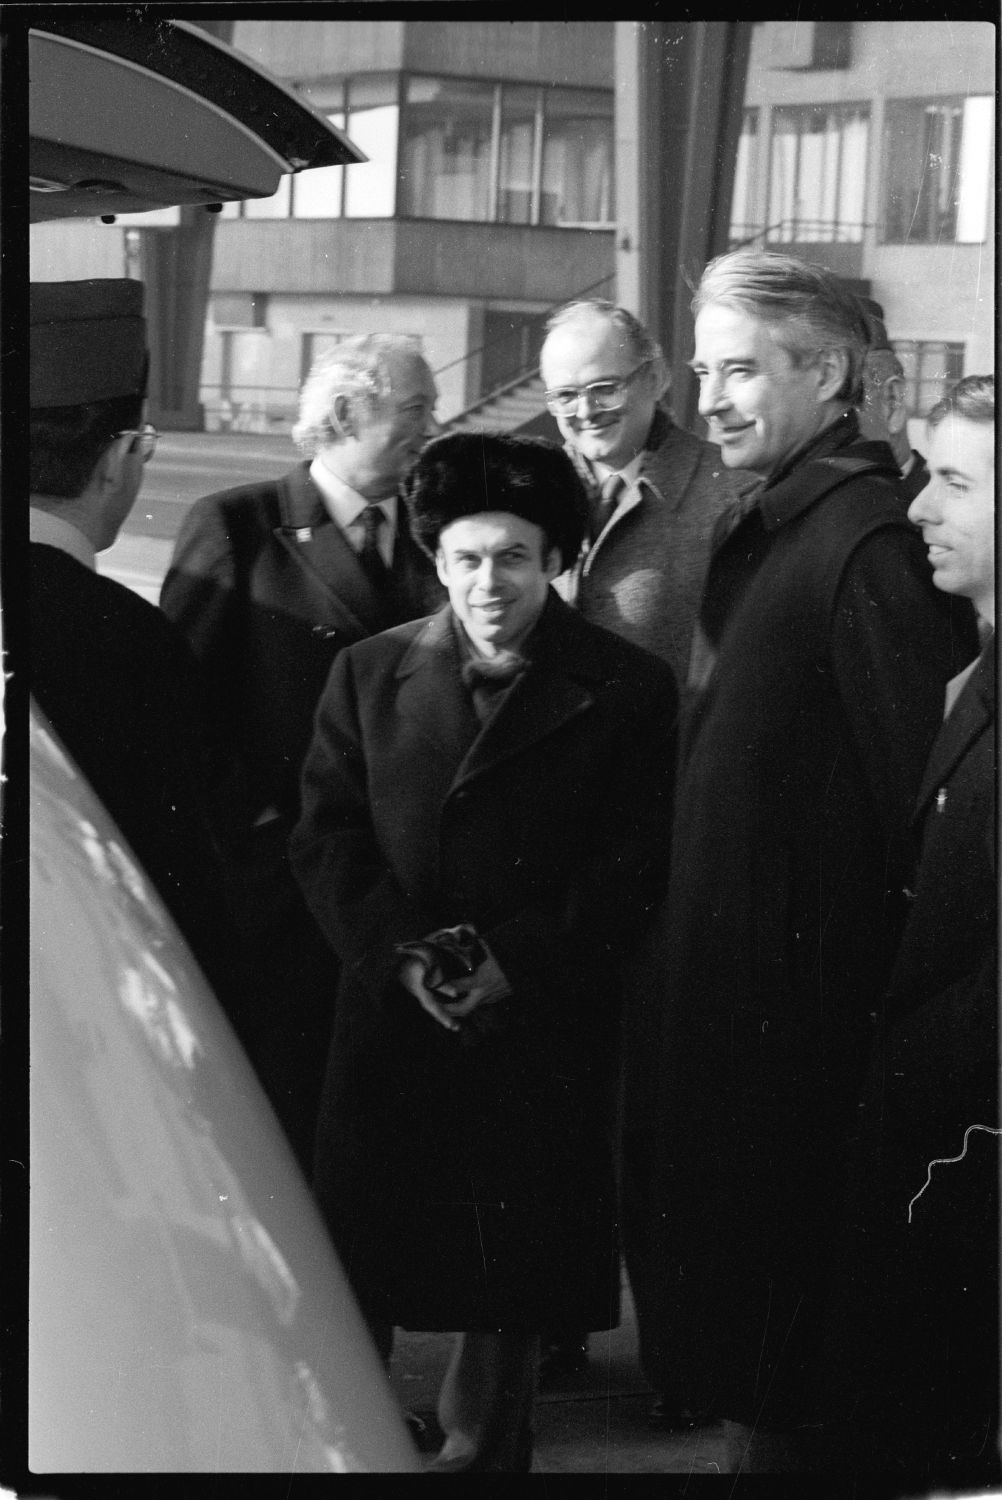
left=291, top=594, right=678, bottom=1332
left=650, top=423, right=980, bottom=1425
left=30, top=543, right=239, bottom=1009
left=159, top=464, right=443, bottom=1169
left=823, top=635, right=998, bottom=1475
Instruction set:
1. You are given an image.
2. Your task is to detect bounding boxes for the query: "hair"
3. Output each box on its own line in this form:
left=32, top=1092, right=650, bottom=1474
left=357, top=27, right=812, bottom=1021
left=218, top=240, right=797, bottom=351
left=692, top=249, right=871, bottom=406
left=291, top=333, right=427, bottom=456
left=864, top=348, right=906, bottom=388
left=404, top=431, right=590, bottom=569
left=926, top=373, right=995, bottom=431
left=543, top=298, right=665, bottom=368
left=30, top=388, right=145, bottom=498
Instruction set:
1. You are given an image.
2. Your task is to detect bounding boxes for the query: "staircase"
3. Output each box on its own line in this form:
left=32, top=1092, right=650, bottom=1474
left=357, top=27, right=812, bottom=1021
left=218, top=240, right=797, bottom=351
left=444, top=368, right=554, bottom=438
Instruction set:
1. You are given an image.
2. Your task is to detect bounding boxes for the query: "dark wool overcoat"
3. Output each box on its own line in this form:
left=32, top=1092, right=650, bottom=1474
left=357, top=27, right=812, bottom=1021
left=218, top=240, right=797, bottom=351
left=649, top=419, right=981, bottom=1426
left=159, top=464, right=443, bottom=1168
left=823, top=635, right=998, bottom=1473
left=291, top=593, right=678, bottom=1333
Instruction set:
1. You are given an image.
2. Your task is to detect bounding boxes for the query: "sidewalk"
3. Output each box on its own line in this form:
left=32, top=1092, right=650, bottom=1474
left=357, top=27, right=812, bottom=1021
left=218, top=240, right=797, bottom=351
left=386, top=1275, right=788, bottom=1475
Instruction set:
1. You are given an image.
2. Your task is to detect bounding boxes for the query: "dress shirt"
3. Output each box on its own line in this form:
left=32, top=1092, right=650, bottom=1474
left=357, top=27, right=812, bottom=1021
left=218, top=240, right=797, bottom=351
left=309, top=456, right=397, bottom=567
left=29, top=507, right=96, bottom=570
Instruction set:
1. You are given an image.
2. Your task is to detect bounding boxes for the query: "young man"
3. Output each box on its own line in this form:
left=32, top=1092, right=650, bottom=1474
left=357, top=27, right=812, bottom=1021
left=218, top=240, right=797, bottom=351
left=290, top=432, right=677, bottom=1471
left=646, top=250, right=979, bottom=1444
left=160, top=335, right=444, bottom=1168
left=823, top=376, right=997, bottom=1479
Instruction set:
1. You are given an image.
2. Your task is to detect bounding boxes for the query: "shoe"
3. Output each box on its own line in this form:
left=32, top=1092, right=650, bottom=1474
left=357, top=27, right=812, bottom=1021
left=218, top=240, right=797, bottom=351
left=538, top=1336, right=589, bottom=1388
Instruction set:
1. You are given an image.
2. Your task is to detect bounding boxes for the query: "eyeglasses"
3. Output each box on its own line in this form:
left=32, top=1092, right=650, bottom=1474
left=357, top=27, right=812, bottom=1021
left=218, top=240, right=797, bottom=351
left=114, top=423, right=159, bottom=463
left=544, top=360, right=652, bottom=416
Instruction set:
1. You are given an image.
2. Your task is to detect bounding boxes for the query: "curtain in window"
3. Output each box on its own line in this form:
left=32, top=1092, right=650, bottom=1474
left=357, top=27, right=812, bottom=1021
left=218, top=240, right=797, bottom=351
left=400, top=78, right=494, bottom=220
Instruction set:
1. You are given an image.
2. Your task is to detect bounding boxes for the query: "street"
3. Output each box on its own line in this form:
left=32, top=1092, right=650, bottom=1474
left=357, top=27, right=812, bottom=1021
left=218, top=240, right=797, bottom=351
left=99, top=430, right=299, bottom=603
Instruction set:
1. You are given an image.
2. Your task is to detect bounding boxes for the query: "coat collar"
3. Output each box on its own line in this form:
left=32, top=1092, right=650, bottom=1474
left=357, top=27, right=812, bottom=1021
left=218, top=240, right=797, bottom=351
left=395, top=592, right=601, bottom=788
left=754, top=414, right=899, bottom=531
left=914, top=633, right=995, bottom=820
left=271, top=463, right=417, bottom=633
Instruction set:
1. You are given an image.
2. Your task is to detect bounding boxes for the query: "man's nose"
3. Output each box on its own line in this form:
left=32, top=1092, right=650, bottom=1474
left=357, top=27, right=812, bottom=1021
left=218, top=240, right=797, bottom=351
left=697, top=374, right=725, bottom=418
left=476, top=557, right=499, bottom=589
left=907, top=482, right=939, bottom=529
left=425, top=410, right=442, bottom=438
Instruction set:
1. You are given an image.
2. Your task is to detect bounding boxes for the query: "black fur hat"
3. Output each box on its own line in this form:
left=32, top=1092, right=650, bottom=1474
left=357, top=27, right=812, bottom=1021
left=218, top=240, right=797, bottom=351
left=404, top=431, right=589, bottom=569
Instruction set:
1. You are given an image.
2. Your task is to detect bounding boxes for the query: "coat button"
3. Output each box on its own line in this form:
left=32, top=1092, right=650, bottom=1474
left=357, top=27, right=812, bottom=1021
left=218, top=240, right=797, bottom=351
left=311, top=625, right=337, bottom=640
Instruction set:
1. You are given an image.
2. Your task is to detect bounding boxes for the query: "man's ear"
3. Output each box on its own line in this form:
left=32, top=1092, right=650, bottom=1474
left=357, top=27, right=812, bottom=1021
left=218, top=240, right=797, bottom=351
left=815, top=347, right=851, bottom=404
left=544, top=545, right=563, bottom=580
left=330, top=393, right=355, bottom=439
left=884, top=375, right=910, bottom=435
left=93, top=434, right=130, bottom=494
left=435, top=548, right=449, bottom=587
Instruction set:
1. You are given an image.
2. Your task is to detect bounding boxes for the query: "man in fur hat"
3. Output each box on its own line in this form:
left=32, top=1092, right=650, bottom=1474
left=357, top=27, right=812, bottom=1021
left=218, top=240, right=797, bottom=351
left=290, top=432, right=677, bottom=1472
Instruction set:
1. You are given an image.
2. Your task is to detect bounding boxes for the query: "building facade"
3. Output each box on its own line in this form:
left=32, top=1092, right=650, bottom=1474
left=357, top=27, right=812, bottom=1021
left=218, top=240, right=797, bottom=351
left=29, top=19, right=993, bottom=433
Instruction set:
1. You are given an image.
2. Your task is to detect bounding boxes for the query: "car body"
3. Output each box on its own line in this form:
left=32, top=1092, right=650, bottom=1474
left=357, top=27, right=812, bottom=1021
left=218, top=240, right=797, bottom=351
left=29, top=705, right=419, bottom=1472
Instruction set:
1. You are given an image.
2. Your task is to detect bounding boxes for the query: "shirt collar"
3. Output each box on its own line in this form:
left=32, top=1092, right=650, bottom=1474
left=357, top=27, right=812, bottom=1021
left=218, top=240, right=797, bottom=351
left=309, top=455, right=398, bottom=536
left=30, top=507, right=96, bottom=570
left=575, top=406, right=675, bottom=501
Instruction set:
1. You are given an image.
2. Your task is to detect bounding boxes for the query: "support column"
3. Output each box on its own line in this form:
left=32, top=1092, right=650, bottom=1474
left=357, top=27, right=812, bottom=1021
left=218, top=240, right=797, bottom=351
left=613, top=22, right=752, bottom=430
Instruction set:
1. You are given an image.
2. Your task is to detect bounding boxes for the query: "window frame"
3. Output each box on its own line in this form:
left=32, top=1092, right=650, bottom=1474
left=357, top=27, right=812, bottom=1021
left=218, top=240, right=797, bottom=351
left=881, top=94, right=993, bottom=246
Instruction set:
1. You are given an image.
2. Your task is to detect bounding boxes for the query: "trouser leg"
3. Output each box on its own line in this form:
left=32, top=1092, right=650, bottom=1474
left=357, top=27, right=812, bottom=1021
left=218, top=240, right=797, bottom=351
left=432, top=1331, right=540, bottom=1471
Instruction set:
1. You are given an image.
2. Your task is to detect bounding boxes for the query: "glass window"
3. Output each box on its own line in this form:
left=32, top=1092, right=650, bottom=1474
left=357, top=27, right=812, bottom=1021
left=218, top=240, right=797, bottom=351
left=768, top=104, right=869, bottom=243
left=294, top=114, right=346, bottom=218
left=400, top=77, right=495, bottom=220
left=729, top=109, right=760, bottom=245
left=893, top=340, right=965, bottom=417
left=540, top=89, right=614, bottom=227
left=883, top=96, right=993, bottom=244
left=344, top=77, right=399, bottom=218
left=498, top=87, right=539, bottom=225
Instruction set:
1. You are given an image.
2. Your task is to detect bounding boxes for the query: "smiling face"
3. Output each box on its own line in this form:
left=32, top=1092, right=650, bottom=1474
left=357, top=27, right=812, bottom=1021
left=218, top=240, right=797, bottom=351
left=540, top=315, right=661, bottom=472
left=436, top=512, right=560, bottom=658
left=908, top=413, right=995, bottom=624
left=328, top=352, right=440, bottom=498
left=692, top=303, right=846, bottom=477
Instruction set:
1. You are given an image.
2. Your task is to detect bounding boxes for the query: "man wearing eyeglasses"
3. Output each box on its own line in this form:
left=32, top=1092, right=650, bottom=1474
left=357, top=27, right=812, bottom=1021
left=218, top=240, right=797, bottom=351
left=540, top=298, right=749, bottom=688
left=538, top=298, right=749, bottom=1399
left=29, top=278, right=240, bottom=1012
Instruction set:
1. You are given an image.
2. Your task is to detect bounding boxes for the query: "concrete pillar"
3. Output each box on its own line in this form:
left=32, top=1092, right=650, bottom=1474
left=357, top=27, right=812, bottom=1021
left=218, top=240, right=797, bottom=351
left=613, top=22, right=752, bottom=430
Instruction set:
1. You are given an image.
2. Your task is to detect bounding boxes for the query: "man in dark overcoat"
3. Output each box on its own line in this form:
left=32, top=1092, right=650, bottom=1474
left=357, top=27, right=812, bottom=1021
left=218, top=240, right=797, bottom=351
left=818, top=376, right=997, bottom=1480
left=290, top=432, right=677, bottom=1471
left=648, top=250, right=981, bottom=1445
left=29, top=279, right=238, bottom=1010
left=539, top=297, right=750, bottom=1393
left=160, top=335, right=443, bottom=1167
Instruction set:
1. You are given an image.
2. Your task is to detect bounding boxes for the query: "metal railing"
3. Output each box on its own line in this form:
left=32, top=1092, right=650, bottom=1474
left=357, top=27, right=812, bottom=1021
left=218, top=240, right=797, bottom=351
left=731, top=217, right=872, bottom=248
left=201, top=270, right=617, bottom=434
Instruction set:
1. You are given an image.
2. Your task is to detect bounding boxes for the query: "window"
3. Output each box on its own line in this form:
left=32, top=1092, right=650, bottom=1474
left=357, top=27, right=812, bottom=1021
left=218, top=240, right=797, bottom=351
left=343, top=77, right=399, bottom=218
left=400, top=77, right=495, bottom=220
left=893, top=340, right=965, bottom=417
left=400, top=76, right=614, bottom=227
left=300, top=330, right=348, bottom=383
left=767, top=104, right=869, bottom=242
left=540, top=89, right=614, bottom=227
left=883, top=96, right=993, bottom=244
left=728, top=109, right=760, bottom=245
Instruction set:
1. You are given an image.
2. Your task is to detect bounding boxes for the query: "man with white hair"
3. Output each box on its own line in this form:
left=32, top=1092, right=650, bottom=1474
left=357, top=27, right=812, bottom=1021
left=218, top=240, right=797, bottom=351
left=161, top=334, right=443, bottom=1171
left=648, top=250, right=979, bottom=1448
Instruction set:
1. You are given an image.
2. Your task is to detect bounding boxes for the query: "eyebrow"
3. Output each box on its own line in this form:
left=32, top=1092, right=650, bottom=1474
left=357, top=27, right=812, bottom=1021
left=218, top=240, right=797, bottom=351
left=686, top=356, right=758, bottom=373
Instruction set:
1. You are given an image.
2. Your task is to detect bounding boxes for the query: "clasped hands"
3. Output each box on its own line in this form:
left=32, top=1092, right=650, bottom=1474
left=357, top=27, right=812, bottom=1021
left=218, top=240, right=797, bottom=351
left=396, top=924, right=511, bottom=1033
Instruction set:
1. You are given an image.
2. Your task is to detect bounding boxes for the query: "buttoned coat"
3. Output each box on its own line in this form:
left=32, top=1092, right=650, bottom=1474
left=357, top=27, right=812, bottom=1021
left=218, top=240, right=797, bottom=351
left=159, top=463, right=443, bottom=1168
left=291, top=594, right=678, bottom=1333
left=554, top=408, right=749, bottom=683
left=650, top=419, right=981, bottom=1426
left=825, top=636, right=998, bottom=1468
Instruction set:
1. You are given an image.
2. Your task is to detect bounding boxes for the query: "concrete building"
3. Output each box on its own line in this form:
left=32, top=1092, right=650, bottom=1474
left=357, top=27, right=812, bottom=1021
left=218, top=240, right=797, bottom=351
left=30, top=19, right=993, bottom=433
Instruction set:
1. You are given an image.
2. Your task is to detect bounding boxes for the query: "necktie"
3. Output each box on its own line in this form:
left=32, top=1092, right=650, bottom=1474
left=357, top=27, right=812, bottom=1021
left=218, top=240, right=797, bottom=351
left=594, top=474, right=625, bottom=538
left=461, top=651, right=527, bottom=723
left=358, top=503, right=387, bottom=584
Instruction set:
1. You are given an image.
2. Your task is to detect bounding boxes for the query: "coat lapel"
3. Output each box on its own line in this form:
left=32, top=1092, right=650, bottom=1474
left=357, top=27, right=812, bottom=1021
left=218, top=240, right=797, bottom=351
left=914, top=638, right=995, bottom=820
left=394, top=608, right=481, bottom=768
left=271, top=464, right=405, bottom=635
